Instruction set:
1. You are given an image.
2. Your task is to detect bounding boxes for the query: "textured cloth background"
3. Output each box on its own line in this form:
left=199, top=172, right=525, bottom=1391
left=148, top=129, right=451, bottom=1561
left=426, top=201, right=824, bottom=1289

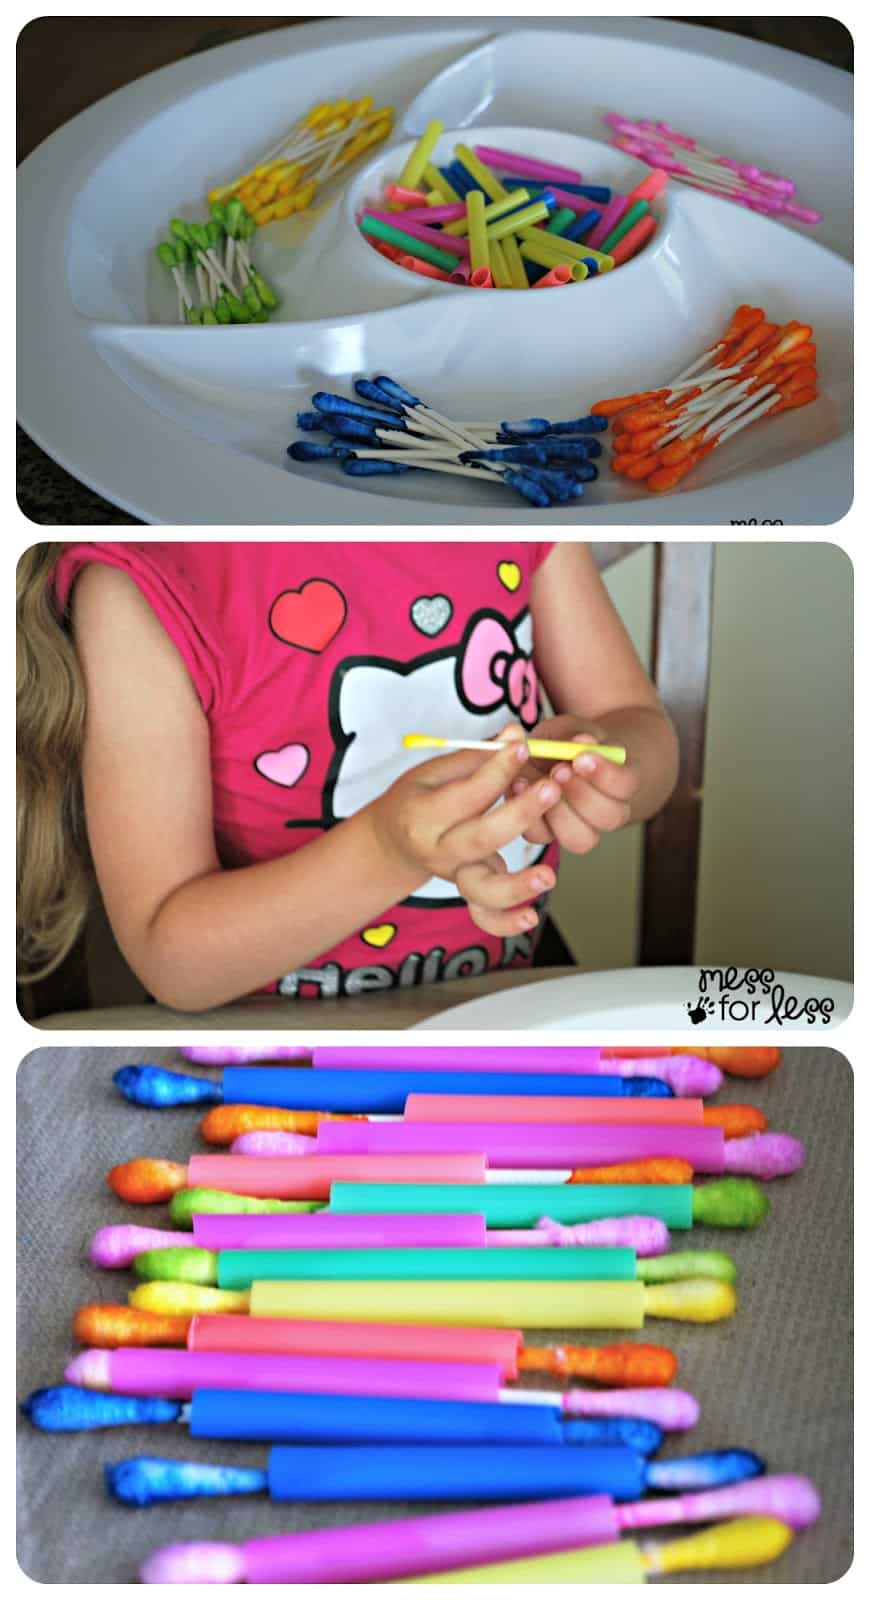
left=17, top=1045, right=852, bottom=1583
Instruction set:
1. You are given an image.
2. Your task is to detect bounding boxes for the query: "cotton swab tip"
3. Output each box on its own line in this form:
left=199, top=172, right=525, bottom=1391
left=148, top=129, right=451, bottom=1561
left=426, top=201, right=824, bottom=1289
left=140, top=1543, right=247, bottom=1584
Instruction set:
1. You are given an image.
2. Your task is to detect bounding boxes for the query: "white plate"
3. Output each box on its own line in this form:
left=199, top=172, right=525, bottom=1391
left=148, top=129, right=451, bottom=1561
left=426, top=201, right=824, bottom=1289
left=17, top=17, right=853, bottom=525
left=414, top=967, right=853, bottom=1031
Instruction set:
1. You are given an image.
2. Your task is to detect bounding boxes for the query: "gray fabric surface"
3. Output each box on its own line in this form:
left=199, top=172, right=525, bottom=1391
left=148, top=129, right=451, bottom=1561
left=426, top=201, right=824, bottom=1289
left=17, top=1046, right=852, bottom=1583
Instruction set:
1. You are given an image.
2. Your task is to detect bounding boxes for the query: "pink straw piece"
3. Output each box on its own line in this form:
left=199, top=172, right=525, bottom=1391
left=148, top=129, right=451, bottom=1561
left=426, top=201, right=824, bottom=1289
left=191, top=1211, right=487, bottom=1252
left=533, top=185, right=600, bottom=215
left=398, top=254, right=453, bottom=281
left=585, top=195, right=629, bottom=251
left=376, top=204, right=467, bottom=224
left=532, top=265, right=573, bottom=288
left=562, top=1387, right=699, bottom=1430
left=474, top=145, right=584, bottom=186
left=449, top=261, right=473, bottom=283
left=608, top=216, right=658, bottom=267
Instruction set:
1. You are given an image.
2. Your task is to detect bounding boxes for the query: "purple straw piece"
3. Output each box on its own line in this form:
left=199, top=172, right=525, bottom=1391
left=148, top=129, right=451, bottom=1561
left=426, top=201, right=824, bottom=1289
left=534, top=185, right=600, bottom=215
left=179, top=1047, right=310, bottom=1065
left=89, top=1225, right=182, bottom=1270
left=619, top=1472, right=821, bottom=1531
left=534, top=1215, right=670, bottom=1257
left=723, top=1132, right=805, bottom=1180
left=474, top=145, right=584, bottom=185
left=450, top=261, right=473, bottom=282
left=381, top=204, right=467, bottom=223
left=312, top=1046, right=599, bottom=1070
left=562, top=1387, right=699, bottom=1431
left=359, top=212, right=469, bottom=257
left=585, top=195, right=629, bottom=250
left=230, top=1130, right=316, bottom=1156
left=191, top=1210, right=486, bottom=1251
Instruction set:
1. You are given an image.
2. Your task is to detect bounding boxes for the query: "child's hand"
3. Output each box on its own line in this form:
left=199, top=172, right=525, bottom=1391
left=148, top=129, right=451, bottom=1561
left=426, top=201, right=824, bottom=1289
left=511, top=714, right=640, bottom=855
left=371, top=722, right=560, bottom=932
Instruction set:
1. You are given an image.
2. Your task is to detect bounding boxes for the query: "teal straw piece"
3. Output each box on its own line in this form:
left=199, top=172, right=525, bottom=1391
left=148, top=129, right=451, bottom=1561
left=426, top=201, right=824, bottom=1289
left=601, top=199, right=651, bottom=254
left=217, top=1245, right=637, bottom=1291
left=359, top=214, right=457, bottom=272
left=546, top=206, right=577, bottom=237
left=329, top=1184, right=695, bottom=1230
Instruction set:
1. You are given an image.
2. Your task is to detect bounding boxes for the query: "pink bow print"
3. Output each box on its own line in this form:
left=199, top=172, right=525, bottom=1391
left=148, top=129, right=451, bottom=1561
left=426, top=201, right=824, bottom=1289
left=458, top=611, right=540, bottom=728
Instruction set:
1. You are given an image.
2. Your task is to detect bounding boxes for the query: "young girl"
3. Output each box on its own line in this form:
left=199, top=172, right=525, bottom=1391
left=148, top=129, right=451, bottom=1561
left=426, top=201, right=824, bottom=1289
left=17, top=542, right=678, bottom=1010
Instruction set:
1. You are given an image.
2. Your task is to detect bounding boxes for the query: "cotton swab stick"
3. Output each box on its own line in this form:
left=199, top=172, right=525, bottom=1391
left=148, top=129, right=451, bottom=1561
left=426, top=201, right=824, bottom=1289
left=136, top=1485, right=817, bottom=1583
left=106, top=1152, right=486, bottom=1204
left=112, top=1063, right=672, bottom=1113
left=71, top=1305, right=679, bottom=1387
left=105, top=1441, right=765, bottom=1510
left=101, top=1440, right=763, bottom=1506
left=402, top=733, right=627, bottom=764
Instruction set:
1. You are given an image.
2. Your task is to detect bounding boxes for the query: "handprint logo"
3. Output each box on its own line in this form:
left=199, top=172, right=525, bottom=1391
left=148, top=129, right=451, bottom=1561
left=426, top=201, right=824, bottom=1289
left=687, top=998, right=716, bottom=1026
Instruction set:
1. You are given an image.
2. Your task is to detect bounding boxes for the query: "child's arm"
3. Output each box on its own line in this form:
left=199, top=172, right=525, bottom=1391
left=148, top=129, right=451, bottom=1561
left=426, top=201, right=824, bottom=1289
left=73, top=567, right=557, bottom=1010
left=525, top=544, right=679, bottom=851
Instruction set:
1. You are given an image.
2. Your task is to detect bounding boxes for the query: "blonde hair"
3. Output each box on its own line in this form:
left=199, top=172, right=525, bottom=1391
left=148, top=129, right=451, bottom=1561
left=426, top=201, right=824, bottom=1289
left=17, top=544, right=92, bottom=980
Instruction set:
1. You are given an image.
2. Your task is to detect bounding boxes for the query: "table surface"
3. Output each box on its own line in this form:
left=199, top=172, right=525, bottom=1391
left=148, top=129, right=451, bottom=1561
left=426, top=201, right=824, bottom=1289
left=16, top=15, right=853, bottom=525
left=17, top=1045, right=852, bottom=1583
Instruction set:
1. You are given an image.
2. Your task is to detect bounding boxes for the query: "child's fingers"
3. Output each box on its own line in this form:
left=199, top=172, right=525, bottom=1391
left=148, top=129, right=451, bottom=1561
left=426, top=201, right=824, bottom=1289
left=434, top=733, right=530, bottom=830
left=449, top=774, right=560, bottom=860
left=570, top=748, right=639, bottom=801
left=559, top=778, right=632, bottom=835
left=537, top=799, right=602, bottom=855
left=456, top=857, right=556, bottom=911
left=466, top=899, right=541, bottom=938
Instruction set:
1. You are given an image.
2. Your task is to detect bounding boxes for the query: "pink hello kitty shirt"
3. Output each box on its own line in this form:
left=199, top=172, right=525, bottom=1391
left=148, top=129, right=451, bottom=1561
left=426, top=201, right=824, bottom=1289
left=55, top=542, right=558, bottom=1001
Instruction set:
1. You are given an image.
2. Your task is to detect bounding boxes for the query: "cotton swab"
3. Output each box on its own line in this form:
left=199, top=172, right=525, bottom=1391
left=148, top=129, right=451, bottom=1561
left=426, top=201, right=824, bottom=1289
left=136, top=1486, right=817, bottom=1583
left=402, top=733, right=627, bottom=764
left=104, top=1441, right=763, bottom=1509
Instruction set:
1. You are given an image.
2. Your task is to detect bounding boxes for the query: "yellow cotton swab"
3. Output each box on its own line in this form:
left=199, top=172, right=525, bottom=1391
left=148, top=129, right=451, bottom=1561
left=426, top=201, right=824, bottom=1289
left=402, top=735, right=627, bottom=766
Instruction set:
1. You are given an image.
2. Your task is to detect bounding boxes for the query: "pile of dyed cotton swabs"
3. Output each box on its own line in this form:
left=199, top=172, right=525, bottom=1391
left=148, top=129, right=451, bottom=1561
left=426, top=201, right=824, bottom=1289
left=23, top=1042, right=822, bottom=1583
left=592, top=305, right=818, bottom=493
left=288, top=375, right=608, bottom=507
left=207, top=95, right=394, bottom=227
left=357, top=122, right=665, bottom=287
left=155, top=200, right=279, bottom=326
left=605, top=114, right=822, bottom=224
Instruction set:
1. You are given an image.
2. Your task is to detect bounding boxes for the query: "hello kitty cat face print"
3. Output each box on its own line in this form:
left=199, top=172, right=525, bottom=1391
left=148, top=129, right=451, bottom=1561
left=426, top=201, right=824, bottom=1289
left=321, top=605, right=546, bottom=904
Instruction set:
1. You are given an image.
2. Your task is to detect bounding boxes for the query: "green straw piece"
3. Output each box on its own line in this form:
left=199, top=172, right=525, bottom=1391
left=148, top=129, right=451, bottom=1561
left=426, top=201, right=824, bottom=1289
left=546, top=206, right=577, bottom=236
left=329, top=1183, right=695, bottom=1230
left=600, top=199, right=651, bottom=254
left=217, top=1244, right=637, bottom=1292
left=359, top=214, right=457, bottom=272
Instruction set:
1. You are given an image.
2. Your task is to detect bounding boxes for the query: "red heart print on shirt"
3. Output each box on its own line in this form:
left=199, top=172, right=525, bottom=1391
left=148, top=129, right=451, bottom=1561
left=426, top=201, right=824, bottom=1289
left=269, top=579, right=348, bottom=653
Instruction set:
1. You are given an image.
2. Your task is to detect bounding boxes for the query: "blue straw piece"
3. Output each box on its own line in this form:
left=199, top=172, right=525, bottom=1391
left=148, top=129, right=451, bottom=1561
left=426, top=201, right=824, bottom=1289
left=582, top=257, right=600, bottom=276
left=446, top=160, right=480, bottom=196
left=564, top=210, right=601, bottom=243
left=572, top=185, right=611, bottom=203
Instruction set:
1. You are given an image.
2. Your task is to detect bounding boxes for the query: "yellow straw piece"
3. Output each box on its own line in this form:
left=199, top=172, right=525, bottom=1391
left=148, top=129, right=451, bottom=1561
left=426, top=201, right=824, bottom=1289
left=398, top=120, right=444, bottom=190
left=502, top=235, right=530, bottom=288
left=402, top=735, right=627, bottom=766
left=425, top=188, right=448, bottom=207
left=453, top=143, right=508, bottom=202
left=487, top=200, right=551, bottom=240
left=443, top=188, right=530, bottom=238
left=410, top=1541, right=645, bottom=1584
left=489, top=239, right=512, bottom=289
left=466, top=190, right=490, bottom=274
left=424, top=162, right=461, bottom=204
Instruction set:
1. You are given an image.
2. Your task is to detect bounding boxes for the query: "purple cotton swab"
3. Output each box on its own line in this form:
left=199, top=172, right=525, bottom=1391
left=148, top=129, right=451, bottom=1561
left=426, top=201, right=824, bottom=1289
left=138, top=1475, right=820, bottom=1583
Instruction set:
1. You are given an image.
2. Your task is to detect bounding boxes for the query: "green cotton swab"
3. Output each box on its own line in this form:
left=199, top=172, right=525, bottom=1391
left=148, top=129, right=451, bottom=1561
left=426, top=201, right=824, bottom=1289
left=601, top=199, right=651, bottom=254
